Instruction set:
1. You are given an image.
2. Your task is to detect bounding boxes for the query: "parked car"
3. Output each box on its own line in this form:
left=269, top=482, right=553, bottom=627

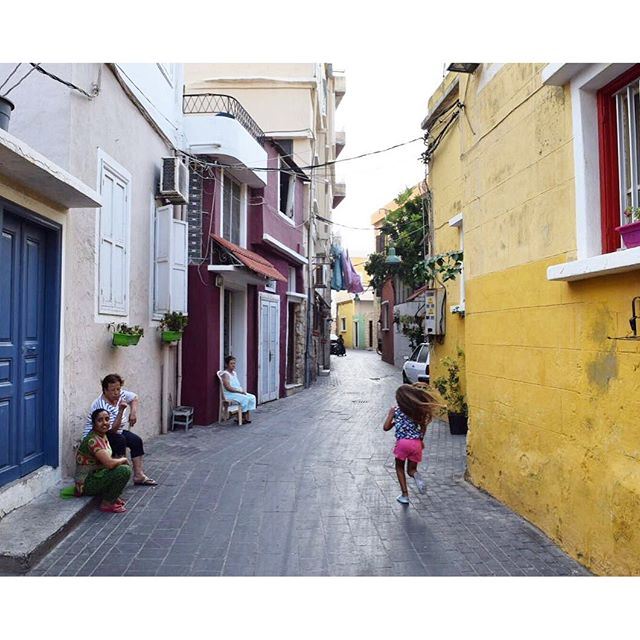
left=402, top=343, right=430, bottom=384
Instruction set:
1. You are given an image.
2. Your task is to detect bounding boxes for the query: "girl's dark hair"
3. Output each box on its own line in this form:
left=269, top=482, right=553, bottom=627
left=224, top=355, right=236, bottom=367
left=91, top=408, right=109, bottom=427
left=396, top=384, right=437, bottom=426
left=101, top=373, right=124, bottom=391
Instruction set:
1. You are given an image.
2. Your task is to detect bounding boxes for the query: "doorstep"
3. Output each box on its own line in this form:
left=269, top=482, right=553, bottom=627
left=318, top=368, right=331, bottom=377
left=284, top=383, right=304, bottom=397
left=0, top=482, right=95, bottom=575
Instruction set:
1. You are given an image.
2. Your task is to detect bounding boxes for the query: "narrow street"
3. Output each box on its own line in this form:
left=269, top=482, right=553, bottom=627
left=29, top=351, right=588, bottom=577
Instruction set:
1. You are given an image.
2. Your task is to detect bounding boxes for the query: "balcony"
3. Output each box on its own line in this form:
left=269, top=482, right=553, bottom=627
left=183, top=93, right=268, bottom=187
left=335, top=130, right=346, bottom=158
left=333, top=181, right=346, bottom=208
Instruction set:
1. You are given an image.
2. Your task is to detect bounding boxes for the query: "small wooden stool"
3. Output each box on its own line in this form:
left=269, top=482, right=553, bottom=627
left=171, top=406, right=194, bottom=431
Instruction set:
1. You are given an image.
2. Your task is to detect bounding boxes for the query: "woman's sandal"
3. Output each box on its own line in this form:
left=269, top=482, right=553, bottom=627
left=99, top=502, right=126, bottom=513
left=133, top=476, right=158, bottom=486
left=115, top=498, right=127, bottom=507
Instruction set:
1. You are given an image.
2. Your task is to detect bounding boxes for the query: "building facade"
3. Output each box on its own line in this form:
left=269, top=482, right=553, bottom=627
left=184, top=64, right=346, bottom=383
left=179, top=95, right=309, bottom=423
left=0, top=63, right=187, bottom=514
left=424, top=63, right=640, bottom=575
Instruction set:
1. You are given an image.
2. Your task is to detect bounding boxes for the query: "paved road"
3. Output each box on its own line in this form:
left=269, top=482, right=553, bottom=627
left=30, top=350, right=589, bottom=576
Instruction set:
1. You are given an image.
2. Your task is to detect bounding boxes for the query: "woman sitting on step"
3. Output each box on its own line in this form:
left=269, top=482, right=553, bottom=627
left=220, top=355, right=257, bottom=424
left=74, top=408, right=131, bottom=513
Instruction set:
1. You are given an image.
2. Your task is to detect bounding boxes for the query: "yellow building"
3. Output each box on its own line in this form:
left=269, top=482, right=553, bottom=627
left=424, top=63, right=640, bottom=575
left=334, top=257, right=376, bottom=349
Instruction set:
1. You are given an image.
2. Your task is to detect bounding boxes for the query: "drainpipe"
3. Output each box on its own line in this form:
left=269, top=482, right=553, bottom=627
left=304, top=77, right=318, bottom=388
left=161, top=346, right=170, bottom=434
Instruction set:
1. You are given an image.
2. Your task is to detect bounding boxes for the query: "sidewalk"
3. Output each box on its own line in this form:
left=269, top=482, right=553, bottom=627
left=17, top=350, right=588, bottom=576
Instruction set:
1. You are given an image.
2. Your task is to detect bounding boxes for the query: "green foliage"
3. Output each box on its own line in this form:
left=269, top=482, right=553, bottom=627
left=624, top=206, right=640, bottom=222
left=364, top=188, right=427, bottom=293
left=159, top=311, right=188, bottom=332
left=397, top=314, right=425, bottom=349
left=433, top=348, right=467, bottom=416
left=108, top=322, right=144, bottom=337
left=413, top=250, right=464, bottom=285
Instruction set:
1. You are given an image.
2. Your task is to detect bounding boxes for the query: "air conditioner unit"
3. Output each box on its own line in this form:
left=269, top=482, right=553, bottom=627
left=160, top=156, right=189, bottom=204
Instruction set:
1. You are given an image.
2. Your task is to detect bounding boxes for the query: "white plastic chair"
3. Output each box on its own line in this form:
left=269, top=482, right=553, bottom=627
left=217, top=371, right=243, bottom=425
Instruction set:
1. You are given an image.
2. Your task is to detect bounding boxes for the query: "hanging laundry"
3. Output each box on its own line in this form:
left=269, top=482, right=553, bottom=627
left=345, top=250, right=364, bottom=294
left=330, top=243, right=344, bottom=291
left=340, top=248, right=352, bottom=290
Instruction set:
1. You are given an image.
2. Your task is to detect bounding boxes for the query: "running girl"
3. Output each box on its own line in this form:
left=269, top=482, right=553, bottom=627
left=383, top=384, right=437, bottom=504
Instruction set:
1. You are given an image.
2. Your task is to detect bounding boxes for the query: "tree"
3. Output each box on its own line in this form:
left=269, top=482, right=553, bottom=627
left=364, top=188, right=426, bottom=293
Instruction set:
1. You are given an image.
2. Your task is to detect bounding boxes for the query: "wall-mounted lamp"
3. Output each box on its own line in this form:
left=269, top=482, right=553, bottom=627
left=385, top=246, right=402, bottom=265
left=447, top=63, right=480, bottom=74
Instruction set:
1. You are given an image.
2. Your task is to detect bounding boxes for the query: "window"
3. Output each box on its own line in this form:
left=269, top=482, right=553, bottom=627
left=340, top=317, right=346, bottom=332
left=279, top=157, right=296, bottom=219
left=222, top=173, right=242, bottom=246
left=288, top=266, right=297, bottom=293
left=409, top=345, right=421, bottom=361
left=542, top=63, right=640, bottom=281
left=598, top=66, right=640, bottom=253
left=153, top=204, right=188, bottom=316
left=353, top=320, right=359, bottom=347
left=97, top=151, right=130, bottom=316
left=417, top=346, right=429, bottom=363
left=448, top=213, right=465, bottom=313
left=381, top=301, right=390, bottom=331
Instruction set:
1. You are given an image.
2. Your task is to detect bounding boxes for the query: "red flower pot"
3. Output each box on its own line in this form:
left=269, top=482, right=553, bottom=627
left=615, top=220, right=640, bottom=249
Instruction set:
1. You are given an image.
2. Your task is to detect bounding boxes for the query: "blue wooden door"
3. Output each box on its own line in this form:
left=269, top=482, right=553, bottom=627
left=0, top=211, right=47, bottom=486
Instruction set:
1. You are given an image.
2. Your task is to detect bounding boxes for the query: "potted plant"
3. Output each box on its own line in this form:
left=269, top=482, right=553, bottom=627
left=159, top=311, right=188, bottom=343
left=616, top=206, right=640, bottom=249
left=109, top=323, right=144, bottom=347
left=433, top=348, right=468, bottom=435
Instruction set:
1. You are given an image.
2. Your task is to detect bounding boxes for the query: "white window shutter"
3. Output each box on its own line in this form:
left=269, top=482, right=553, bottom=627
left=171, top=218, right=188, bottom=313
left=154, top=205, right=172, bottom=315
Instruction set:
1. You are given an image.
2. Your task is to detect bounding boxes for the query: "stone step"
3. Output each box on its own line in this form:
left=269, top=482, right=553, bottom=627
left=0, top=484, right=94, bottom=575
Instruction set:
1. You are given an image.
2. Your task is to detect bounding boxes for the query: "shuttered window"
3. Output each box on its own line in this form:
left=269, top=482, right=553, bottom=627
left=98, top=154, right=130, bottom=316
left=222, top=173, right=242, bottom=246
left=154, top=205, right=188, bottom=316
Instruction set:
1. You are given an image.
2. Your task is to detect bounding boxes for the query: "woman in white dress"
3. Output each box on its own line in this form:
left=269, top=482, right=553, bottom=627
left=220, top=355, right=257, bottom=423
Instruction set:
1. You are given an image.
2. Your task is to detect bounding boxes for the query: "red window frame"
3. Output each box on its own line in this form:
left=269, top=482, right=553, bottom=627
left=597, top=64, right=640, bottom=254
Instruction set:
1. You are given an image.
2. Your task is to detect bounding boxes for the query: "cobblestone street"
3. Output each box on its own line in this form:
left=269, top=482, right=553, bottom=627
left=29, top=350, right=589, bottom=577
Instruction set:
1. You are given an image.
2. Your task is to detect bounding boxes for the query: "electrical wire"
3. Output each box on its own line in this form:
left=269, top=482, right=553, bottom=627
left=0, top=63, right=22, bottom=94
left=29, top=63, right=98, bottom=99
left=1, top=64, right=37, bottom=97
left=179, top=137, right=423, bottom=174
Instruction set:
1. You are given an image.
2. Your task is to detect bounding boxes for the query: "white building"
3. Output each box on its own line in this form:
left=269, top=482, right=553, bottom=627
left=0, top=63, right=188, bottom=515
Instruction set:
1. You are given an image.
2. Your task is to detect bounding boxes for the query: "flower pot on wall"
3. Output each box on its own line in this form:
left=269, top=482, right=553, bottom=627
left=615, top=220, right=640, bottom=249
left=448, top=411, right=468, bottom=435
left=112, top=333, right=141, bottom=347
left=161, top=330, right=182, bottom=343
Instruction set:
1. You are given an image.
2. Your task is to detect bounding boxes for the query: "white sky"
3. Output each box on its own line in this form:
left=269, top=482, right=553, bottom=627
left=332, top=59, right=445, bottom=258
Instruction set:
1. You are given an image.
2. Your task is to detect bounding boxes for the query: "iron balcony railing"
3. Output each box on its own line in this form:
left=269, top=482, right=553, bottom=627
left=183, top=93, right=266, bottom=146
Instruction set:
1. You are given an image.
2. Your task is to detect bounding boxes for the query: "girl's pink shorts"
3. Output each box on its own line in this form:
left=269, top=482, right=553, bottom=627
left=393, top=438, right=423, bottom=463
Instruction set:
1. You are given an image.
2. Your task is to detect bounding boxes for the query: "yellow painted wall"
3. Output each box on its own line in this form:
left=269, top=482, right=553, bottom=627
left=428, top=84, right=467, bottom=390
left=337, top=299, right=354, bottom=347
left=428, top=63, right=640, bottom=575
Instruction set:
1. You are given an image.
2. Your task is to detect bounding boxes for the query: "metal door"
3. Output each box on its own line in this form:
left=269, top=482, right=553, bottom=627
left=0, top=211, right=48, bottom=486
left=259, top=294, right=279, bottom=403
